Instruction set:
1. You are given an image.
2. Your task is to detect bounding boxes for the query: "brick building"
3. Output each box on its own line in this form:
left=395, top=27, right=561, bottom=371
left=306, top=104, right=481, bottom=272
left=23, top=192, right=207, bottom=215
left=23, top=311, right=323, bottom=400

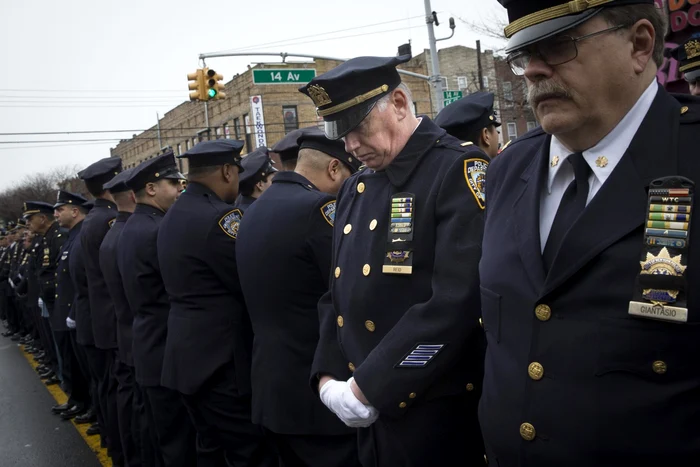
left=110, top=58, right=432, bottom=173
left=493, top=56, right=537, bottom=143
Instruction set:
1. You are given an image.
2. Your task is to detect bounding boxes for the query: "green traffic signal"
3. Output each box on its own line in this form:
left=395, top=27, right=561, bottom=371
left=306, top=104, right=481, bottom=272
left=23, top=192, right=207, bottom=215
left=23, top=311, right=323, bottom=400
left=208, top=89, right=217, bottom=98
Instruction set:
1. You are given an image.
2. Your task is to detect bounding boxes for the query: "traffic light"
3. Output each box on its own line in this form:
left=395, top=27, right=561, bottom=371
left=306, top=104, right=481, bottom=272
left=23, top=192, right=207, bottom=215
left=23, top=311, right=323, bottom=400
left=187, top=69, right=205, bottom=101
left=205, top=69, right=226, bottom=100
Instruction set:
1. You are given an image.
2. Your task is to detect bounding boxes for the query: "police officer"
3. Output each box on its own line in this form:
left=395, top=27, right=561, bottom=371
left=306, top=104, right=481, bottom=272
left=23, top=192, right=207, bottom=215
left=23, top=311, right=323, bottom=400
left=1, top=222, right=23, bottom=340
left=100, top=168, right=149, bottom=467
left=117, top=152, right=195, bottom=467
left=77, top=157, right=125, bottom=466
left=300, top=55, right=488, bottom=466
left=51, top=190, right=91, bottom=419
left=669, top=33, right=700, bottom=97
left=434, top=91, right=502, bottom=159
left=236, top=128, right=362, bottom=466
left=480, top=1, right=700, bottom=465
left=24, top=201, right=65, bottom=386
left=233, top=147, right=278, bottom=213
left=158, top=140, right=275, bottom=467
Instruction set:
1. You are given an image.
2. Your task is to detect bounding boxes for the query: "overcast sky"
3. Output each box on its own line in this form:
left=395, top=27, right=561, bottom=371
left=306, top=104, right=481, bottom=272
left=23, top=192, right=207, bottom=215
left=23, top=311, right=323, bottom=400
left=0, top=0, right=507, bottom=189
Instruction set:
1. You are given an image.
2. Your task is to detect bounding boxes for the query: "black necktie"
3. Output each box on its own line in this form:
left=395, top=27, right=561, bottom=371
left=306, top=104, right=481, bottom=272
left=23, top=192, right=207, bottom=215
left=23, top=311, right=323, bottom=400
left=543, top=152, right=591, bottom=271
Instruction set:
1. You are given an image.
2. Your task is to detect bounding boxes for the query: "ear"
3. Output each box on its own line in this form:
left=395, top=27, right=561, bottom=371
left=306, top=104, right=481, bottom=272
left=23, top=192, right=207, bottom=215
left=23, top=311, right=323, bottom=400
left=629, top=19, right=655, bottom=73
left=145, top=181, right=158, bottom=197
left=328, top=158, right=342, bottom=181
left=392, top=88, right=410, bottom=120
left=481, top=127, right=491, bottom=147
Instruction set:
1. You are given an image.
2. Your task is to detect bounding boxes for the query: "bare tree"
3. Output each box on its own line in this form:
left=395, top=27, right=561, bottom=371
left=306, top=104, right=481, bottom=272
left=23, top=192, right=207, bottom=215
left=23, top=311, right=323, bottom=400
left=0, top=165, right=84, bottom=224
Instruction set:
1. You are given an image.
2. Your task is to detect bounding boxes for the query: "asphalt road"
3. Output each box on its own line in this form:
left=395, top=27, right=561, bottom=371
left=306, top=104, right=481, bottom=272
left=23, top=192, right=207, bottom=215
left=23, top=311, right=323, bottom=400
left=0, top=338, right=102, bottom=467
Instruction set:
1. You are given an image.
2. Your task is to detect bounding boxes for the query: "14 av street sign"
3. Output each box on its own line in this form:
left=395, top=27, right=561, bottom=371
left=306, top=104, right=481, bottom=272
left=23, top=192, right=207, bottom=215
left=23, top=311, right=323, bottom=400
left=253, top=69, right=317, bottom=84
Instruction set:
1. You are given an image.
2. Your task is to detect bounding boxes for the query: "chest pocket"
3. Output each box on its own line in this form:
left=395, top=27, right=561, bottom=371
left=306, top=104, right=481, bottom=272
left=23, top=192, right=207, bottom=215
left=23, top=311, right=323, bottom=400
left=595, top=318, right=700, bottom=381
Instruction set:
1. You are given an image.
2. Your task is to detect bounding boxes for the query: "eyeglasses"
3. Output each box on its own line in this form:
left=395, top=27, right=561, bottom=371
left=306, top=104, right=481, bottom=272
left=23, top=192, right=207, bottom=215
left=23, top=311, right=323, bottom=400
left=506, top=25, right=627, bottom=76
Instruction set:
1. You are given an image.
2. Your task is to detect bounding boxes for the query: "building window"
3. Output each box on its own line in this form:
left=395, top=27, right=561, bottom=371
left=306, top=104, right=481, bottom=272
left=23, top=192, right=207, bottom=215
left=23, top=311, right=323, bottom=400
left=457, top=76, right=468, bottom=91
left=503, top=81, right=514, bottom=105
left=223, top=123, right=230, bottom=139
left=413, top=102, right=418, bottom=116
left=177, top=143, right=182, bottom=155
left=483, top=77, right=489, bottom=89
left=215, top=127, right=222, bottom=139
left=440, top=76, right=448, bottom=90
left=185, top=140, right=191, bottom=151
left=282, top=106, right=299, bottom=134
left=527, top=121, right=537, bottom=132
left=507, top=122, right=518, bottom=139
left=244, top=113, right=253, bottom=153
left=234, top=117, right=241, bottom=139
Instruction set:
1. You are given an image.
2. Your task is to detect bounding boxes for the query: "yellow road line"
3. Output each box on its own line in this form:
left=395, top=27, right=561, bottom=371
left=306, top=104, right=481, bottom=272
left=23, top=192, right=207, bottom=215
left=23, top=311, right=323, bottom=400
left=21, top=346, right=111, bottom=467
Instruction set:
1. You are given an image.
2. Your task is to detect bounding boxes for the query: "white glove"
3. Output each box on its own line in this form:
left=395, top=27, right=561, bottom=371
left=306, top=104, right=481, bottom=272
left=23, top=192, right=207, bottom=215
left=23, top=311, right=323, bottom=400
left=8, top=278, right=14, bottom=289
left=66, top=317, right=76, bottom=329
left=319, top=377, right=379, bottom=428
left=38, top=298, right=44, bottom=308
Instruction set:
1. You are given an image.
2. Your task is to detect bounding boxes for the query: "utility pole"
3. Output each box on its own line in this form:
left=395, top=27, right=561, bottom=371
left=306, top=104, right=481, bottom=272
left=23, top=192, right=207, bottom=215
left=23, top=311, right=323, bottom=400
left=156, top=113, right=162, bottom=148
left=477, top=40, right=484, bottom=91
left=425, top=0, right=443, bottom=115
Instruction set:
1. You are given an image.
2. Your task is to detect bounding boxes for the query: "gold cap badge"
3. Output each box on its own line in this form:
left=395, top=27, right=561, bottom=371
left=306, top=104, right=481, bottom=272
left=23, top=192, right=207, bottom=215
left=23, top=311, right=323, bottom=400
left=307, top=85, right=332, bottom=107
left=685, top=40, right=700, bottom=60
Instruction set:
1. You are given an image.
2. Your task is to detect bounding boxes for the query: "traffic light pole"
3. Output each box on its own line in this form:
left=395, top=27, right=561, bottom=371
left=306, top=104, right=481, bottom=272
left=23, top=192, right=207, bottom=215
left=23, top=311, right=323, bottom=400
left=425, top=0, right=444, bottom=114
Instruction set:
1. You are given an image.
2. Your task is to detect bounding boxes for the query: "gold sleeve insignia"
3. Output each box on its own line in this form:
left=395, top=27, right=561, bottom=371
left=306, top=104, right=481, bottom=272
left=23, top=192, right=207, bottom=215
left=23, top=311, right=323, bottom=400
left=464, top=158, right=489, bottom=210
left=218, top=209, right=243, bottom=239
left=320, top=201, right=336, bottom=227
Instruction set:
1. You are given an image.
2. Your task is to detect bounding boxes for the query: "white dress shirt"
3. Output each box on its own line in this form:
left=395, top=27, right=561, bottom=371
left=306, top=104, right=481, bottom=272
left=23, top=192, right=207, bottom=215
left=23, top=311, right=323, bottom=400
left=539, top=80, right=659, bottom=252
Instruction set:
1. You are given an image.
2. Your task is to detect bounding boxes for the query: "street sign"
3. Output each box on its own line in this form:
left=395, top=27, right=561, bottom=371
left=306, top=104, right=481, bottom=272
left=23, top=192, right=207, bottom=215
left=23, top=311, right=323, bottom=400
left=253, top=69, right=316, bottom=85
left=442, top=90, right=463, bottom=107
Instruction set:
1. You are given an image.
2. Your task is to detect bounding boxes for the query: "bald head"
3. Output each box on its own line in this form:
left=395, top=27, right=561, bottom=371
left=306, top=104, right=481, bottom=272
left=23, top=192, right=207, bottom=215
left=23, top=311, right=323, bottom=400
left=295, top=148, right=352, bottom=195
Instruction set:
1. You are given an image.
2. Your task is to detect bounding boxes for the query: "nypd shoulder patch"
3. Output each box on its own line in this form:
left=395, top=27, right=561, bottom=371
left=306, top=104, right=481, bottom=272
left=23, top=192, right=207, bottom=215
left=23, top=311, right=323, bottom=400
left=464, top=158, right=488, bottom=210
left=395, top=344, right=445, bottom=368
left=320, top=201, right=336, bottom=227
left=218, top=209, right=243, bottom=240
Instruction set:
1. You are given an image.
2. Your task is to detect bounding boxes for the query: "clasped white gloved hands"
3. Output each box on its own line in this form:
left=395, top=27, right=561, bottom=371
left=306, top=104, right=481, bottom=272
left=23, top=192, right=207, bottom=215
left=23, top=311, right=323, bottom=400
left=320, top=377, right=379, bottom=428
left=38, top=297, right=44, bottom=308
left=66, top=317, right=76, bottom=329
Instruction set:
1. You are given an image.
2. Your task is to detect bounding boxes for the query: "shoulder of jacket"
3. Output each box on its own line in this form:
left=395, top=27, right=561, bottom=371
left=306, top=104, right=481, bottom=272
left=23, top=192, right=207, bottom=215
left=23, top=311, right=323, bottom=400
left=673, top=93, right=700, bottom=124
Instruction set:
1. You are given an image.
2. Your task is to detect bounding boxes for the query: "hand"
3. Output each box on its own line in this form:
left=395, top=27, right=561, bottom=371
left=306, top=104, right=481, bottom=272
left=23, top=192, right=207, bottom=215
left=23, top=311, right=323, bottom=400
left=38, top=298, right=44, bottom=308
left=66, top=317, right=76, bottom=329
left=8, top=278, right=14, bottom=289
left=319, top=377, right=379, bottom=428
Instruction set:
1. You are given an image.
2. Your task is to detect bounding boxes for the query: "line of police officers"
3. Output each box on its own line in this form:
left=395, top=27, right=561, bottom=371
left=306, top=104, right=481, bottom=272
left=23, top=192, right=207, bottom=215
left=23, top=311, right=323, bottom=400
left=3, top=1, right=700, bottom=465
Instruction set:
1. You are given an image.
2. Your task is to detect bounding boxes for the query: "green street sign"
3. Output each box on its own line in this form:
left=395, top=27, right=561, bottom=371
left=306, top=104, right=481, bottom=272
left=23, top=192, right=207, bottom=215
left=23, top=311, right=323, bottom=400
left=443, top=90, right=463, bottom=99
left=443, top=97, right=461, bottom=106
left=253, top=69, right=317, bottom=85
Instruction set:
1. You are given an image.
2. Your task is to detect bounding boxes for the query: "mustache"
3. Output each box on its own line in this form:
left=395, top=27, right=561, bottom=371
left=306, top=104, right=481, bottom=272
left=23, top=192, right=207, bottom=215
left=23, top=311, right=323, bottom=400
left=527, top=81, right=573, bottom=107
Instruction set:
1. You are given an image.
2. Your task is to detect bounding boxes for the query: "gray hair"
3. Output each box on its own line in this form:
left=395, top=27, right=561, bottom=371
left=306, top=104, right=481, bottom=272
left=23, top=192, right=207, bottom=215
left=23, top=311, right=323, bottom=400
left=376, top=82, right=414, bottom=113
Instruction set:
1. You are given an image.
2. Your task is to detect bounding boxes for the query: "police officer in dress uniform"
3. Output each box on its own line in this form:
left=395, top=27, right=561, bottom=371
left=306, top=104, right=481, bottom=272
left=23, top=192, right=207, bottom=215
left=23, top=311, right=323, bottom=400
left=24, top=225, right=51, bottom=373
left=434, top=91, right=502, bottom=159
left=300, top=55, right=488, bottom=467
left=233, top=147, right=278, bottom=213
left=117, top=153, right=196, bottom=467
left=77, top=156, right=125, bottom=466
left=51, top=191, right=92, bottom=420
left=669, top=33, right=700, bottom=97
left=24, top=201, right=64, bottom=385
left=236, top=128, right=362, bottom=467
left=480, top=1, right=700, bottom=465
left=158, top=140, right=276, bottom=467
left=1, top=222, right=22, bottom=340
left=100, top=168, right=152, bottom=467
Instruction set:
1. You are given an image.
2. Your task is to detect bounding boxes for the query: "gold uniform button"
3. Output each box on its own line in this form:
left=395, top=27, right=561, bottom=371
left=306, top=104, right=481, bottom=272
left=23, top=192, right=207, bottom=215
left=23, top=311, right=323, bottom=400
left=357, top=182, right=365, bottom=194
left=466, top=383, right=475, bottom=392
left=343, top=224, right=352, bottom=235
left=520, top=422, right=536, bottom=441
left=369, top=219, right=378, bottom=231
left=348, top=362, right=355, bottom=372
left=334, top=267, right=341, bottom=278
left=680, top=106, right=689, bottom=115
left=528, top=362, right=544, bottom=381
left=399, top=402, right=407, bottom=409
left=479, top=318, right=483, bottom=328
left=535, top=304, right=552, bottom=321
left=409, top=392, right=417, bottom=399
left=55, top=294, right=58, bottom=298
left=363, top=264, right=371, bottom=276
left=653, top=360, right=667, bottom=374
left=365, top=320, right=376, bottom=332
left=337, top=316, right=344, bottom=327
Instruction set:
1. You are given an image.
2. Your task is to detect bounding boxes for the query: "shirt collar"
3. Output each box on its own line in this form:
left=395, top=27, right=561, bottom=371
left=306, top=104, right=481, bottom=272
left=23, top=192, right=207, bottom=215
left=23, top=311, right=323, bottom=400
left=271, top=171, right=318, bottom=191
left=547, top=79, right=658, bottom=193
